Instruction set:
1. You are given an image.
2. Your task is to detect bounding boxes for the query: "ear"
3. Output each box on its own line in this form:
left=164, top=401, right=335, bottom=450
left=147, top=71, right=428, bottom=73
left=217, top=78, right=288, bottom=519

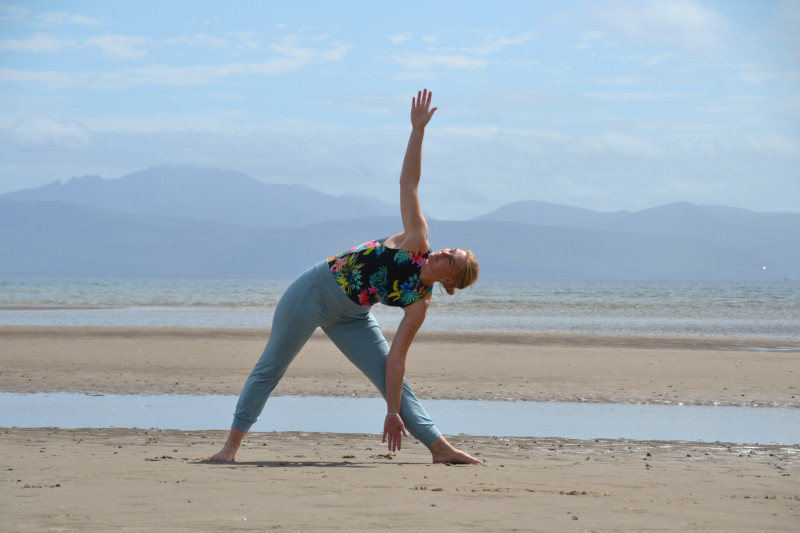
left=442, top=277, right=455, bottom=289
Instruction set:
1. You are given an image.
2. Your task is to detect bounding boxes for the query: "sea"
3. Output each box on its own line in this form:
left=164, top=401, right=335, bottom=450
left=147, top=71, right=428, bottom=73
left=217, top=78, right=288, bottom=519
left=2, top=275, right=799, bottom=339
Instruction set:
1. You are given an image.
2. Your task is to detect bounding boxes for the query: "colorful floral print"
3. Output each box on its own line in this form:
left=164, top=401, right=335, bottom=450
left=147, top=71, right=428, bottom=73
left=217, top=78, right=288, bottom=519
left=327, top=240, right=432, bottom=307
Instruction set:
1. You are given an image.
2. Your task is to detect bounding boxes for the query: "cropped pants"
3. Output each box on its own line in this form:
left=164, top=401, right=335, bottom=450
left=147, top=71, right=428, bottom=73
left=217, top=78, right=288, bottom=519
left=231, top=261, right=442, bottom=447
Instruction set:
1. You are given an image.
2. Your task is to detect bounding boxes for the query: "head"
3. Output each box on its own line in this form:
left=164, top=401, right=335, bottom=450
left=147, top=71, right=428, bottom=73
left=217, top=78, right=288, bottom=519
left=428, top=248, right=479, bottom=295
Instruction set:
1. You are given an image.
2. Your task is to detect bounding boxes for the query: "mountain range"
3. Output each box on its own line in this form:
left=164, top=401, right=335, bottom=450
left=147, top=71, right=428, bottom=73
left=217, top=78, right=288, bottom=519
left=2, top=166, right=797, bottom=280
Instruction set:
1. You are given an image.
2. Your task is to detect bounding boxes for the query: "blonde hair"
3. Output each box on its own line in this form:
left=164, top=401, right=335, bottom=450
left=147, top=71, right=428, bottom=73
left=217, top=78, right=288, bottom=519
left=444, top=249, right=479, bottom=296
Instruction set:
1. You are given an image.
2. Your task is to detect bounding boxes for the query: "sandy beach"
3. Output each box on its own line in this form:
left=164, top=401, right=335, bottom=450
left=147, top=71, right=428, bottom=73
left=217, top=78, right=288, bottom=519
left=2, top=326, right=799, bottom=531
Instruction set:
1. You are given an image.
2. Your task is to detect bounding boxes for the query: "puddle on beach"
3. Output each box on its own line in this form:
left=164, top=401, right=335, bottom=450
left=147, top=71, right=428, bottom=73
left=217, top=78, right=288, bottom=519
left=2, top=393, right=799, bottom=445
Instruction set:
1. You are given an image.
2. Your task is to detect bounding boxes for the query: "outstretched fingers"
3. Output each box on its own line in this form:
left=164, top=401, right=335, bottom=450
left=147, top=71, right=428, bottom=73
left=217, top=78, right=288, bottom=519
left=413, top=88, right=432, bottom=107
left=411, top=88, right=437, bottom=128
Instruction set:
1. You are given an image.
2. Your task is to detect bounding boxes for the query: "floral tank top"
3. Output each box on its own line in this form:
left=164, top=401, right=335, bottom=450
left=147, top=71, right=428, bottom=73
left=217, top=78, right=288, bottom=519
left=327, top=239, right=433, bottom=307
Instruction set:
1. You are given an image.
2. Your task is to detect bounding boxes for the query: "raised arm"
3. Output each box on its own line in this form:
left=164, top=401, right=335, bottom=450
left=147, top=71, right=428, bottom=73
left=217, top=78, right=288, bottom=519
left=394, top=89, right=438, bottom=250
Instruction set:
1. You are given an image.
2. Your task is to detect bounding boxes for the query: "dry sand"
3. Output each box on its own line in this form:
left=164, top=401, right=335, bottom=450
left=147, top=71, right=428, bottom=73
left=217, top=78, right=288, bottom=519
left=1, top=326, right=799, bottom=531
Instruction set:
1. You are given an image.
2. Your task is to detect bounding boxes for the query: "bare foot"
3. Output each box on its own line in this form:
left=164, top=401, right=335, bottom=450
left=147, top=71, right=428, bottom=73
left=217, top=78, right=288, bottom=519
left=428, top=436, right=483, bottom=464
left=210, top=445, right=237, bottom=462
left=210, top=427, right=246, bottom=461
left=432, top=448, right=483, bottom=464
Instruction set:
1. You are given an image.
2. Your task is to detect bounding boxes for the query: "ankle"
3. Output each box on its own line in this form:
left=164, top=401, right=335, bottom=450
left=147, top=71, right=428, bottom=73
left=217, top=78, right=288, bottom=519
left=225, top=428, right=246, bottom=449
left=427, top=436, right=454, bottom=455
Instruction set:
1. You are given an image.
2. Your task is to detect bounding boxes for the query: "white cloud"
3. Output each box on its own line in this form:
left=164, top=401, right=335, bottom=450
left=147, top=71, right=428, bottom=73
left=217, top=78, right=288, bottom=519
left=10, top=116, right=92, bottom=150
left=771, top=94, right=800, bottom=127
left=315, top=93, right=400, bottom=115
left=386, top=33, right=413, bottom=44
left=585, top=77, right=643, bottom=85
left=0, top=68, right=70, bottom=86
left=166, top=33, right=235, bottom=49
left=575, top=30, right=604, bottom=49
left=166, top=32, right=263, bottom=51
left=0, top=6, right=101, bottom=27
left=585, top=92, right=697, bottom=100
left=0, top=33, right=77, bottom=53
left=582, top=30, right=604, bottom=41
left=593, top=0, right=729, bottom=52
left=392, top=53, right=487, bottom=71
left=37, top=11, right=102, bottom=27
left=0, top=32, right=149, bottom=58
left=550, top=174, right=609, bottom=203
left=577, top=132, right=664, bottom=158
left=732, top=65, right=800, bottom=86
left=463, top=32, right=536, bottom=57
left=84, top=34, right=149, bottom=59
left=440, top=125, right=567, bottom=144
left=645, top=52, right=676, bottom=67
left=0, top=40, right=352, bottom=88
left=0, top=5, right=29, bottom=22
left=389, top=31, right=533, bottom=77
left=696, top=94, right=760, bottom=115
left=736, top=70, right=779, bottom=85
left=319, top=41, right=351, bottom=62
left=776, top=0, right=800, bottom=56
left=734, top=133, right=799, bottom=159
left=392, top=70, right=433, bottom=81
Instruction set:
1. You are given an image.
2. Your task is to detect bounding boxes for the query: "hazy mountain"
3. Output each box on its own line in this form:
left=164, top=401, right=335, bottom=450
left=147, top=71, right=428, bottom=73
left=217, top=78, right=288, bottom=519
left=0, top=199, right=787, bottom=279
left=472, top=200, right=603, bottom=228
left=1, top=167, right=796, bottom=279
left=0, top=166, right=395, bottom=229
left=0, top=199, right=397, bottom=277
left=474, top=200, right=800, bottom=272
left=474, top=200, right=800, bottom=240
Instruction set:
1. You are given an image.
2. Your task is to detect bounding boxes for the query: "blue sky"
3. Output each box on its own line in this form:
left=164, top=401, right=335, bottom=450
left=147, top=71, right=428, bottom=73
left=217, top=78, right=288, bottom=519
left=1, top=0, right=798, bottom=219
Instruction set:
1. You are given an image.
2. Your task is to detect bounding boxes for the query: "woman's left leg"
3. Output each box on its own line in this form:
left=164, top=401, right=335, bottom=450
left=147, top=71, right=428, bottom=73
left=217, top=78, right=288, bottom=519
left=322, top=315, right=442, bottom=447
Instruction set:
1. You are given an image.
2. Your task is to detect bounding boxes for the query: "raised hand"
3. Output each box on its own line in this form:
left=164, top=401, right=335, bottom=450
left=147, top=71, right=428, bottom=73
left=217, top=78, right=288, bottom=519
left=411, top=88, right=438, bottom=130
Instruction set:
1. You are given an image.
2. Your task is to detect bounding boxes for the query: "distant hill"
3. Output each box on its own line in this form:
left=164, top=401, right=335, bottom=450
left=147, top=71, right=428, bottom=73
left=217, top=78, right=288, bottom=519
left=1, top=166, right=796, bottom=279
left=0, top=199, right=398, bottom=277
left=474, top=200, right=800, bottom=274
left=0, top=166, right=395, bottom=229
left=473, top=200, right=800, bottom=240
left=0, top=199, right=787, bottom=279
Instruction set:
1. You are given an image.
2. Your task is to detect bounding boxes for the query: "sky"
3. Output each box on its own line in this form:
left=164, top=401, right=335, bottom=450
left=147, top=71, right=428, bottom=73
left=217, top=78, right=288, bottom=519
left=1, top=0, right=798, bottom=220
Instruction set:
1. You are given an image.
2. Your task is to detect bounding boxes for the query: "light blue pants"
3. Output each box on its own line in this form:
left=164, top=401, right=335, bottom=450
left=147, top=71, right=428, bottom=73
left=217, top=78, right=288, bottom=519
left=231, top=261, right=442, bottom=447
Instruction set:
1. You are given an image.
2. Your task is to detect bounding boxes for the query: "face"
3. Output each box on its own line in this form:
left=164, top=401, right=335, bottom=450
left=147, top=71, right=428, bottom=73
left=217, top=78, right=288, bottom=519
left=428, top=248, right=468, bottom=283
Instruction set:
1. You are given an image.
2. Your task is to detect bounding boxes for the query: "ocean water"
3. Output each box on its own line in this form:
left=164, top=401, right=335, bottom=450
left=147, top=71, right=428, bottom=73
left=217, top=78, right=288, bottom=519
left=3, top=278, right=799, bottom=440
left=1, top=276, right=799, bottom=338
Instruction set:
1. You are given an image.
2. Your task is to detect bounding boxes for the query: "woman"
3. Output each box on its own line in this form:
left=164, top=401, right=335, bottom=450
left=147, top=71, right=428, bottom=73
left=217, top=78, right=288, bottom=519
left=211, top=89, right=481, bottom=464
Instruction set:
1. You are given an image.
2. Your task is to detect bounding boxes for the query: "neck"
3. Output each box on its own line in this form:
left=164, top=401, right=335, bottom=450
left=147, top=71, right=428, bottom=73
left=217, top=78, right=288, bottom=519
left=419, top=262, right=436, bottom=286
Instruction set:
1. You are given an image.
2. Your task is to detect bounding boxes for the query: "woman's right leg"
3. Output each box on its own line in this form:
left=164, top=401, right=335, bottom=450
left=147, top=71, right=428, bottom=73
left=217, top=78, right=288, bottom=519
left=322, top=315, right=442, bottom=447
left=322, top=317, right=482, bottom=464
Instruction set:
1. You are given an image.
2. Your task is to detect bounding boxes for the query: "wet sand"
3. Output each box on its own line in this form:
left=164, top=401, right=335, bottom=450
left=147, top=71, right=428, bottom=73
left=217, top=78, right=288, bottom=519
left=1, top=326, right=798, bottom=406
left=1, top=326, right=799, bottom=531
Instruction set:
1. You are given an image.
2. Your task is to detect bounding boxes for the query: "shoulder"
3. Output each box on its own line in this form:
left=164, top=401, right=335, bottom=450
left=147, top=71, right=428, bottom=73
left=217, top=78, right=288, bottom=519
left=384, top=232, right=429, bottom=252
